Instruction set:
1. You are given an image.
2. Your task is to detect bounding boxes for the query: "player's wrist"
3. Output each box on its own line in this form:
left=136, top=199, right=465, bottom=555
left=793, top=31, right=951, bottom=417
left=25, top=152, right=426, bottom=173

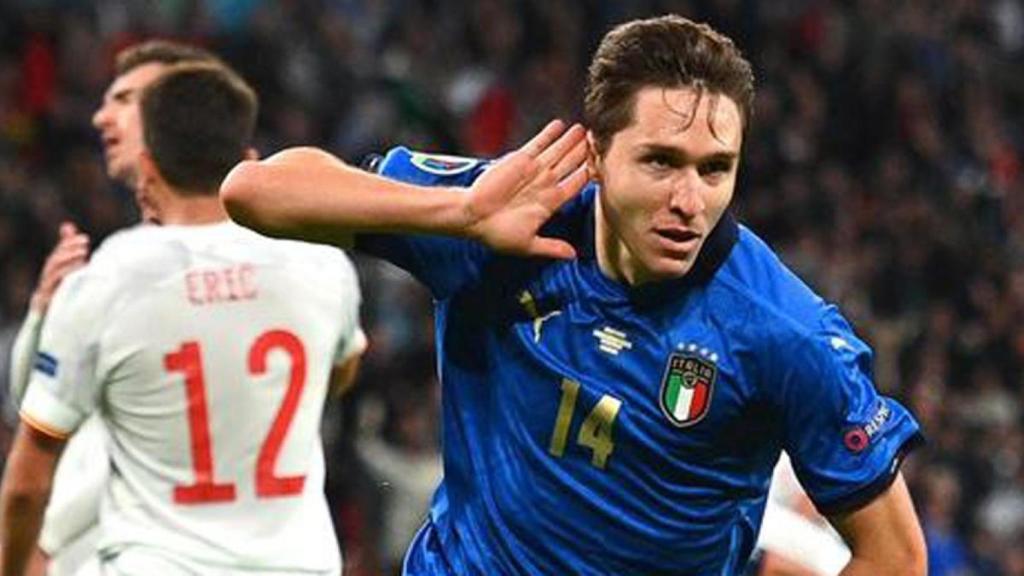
left=430, top=186, right=480, bottom=238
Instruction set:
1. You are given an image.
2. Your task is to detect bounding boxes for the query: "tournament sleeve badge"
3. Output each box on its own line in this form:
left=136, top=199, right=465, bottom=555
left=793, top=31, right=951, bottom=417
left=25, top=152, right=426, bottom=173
left=34, top=350, right=60, bottom=377
left=660, top=349, right=717, bottom=427
left=409, top=152, right=480, bottom=175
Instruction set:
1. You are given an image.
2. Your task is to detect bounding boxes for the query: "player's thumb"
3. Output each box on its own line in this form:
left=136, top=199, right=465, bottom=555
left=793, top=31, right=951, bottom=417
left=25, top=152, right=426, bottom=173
left=59, top=221, right=79, bottom=238
left=529, top=237, right=577, bottom=260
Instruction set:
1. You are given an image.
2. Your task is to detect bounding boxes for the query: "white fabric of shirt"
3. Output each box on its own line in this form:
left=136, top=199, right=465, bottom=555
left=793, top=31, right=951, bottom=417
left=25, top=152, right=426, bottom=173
left=21, top=221, right=364, bottom=575
left=11, top=300, right=105, bottom=576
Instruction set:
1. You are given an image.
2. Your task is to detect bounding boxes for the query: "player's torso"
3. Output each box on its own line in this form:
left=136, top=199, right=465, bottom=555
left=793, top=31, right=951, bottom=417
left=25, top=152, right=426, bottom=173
left=434, top=256, right=779, bottom=575
left=94, top=224, right=349, bottom=570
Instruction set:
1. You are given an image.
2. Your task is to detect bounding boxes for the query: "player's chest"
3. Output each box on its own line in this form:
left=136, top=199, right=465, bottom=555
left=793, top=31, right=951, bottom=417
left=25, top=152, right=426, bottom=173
left=452, top=267, right=766, bottom=460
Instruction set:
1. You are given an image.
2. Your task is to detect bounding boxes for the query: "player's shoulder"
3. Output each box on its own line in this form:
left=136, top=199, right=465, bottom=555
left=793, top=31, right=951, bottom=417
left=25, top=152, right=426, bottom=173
left=220, top=225, right=361, bottom=301
left=709, top=226, right=875, bottom=381
left=255, top=232, right=357, bottom=278
left=61, top=224, right=158, bottom=291
left=43, top=226, right=156, bottom=323
left=712, top=225, right=834, bottom=337
left=88, top=223, right=158, bottom=265
left=89, top=222, right=218, bottom=270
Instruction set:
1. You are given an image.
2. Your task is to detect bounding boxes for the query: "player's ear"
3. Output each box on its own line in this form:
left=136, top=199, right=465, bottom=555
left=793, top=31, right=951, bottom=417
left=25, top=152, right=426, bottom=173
left=586, top=130, right=602, bottom=183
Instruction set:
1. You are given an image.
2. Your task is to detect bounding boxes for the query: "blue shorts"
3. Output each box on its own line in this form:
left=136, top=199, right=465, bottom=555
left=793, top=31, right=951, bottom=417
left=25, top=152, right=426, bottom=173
left=401, top=519, right=456, bottom=576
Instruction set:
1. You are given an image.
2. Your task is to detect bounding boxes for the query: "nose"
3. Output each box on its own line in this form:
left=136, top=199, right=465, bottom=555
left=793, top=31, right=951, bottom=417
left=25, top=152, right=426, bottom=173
left=669, top=170, right=706, bottom=217
left=92, top=103, right=109, bottom=130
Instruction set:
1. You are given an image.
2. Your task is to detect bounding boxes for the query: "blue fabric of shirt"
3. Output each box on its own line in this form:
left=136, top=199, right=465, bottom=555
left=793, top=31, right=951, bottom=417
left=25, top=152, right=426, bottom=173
left=357, top=147, right=923, bottom=576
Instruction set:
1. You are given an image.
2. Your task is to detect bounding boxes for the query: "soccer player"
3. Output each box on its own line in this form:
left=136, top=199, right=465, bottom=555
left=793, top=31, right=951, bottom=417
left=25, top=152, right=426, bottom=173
left=1, top=63, right=365, bottom=575
left=221, top=15, right=927, bottom=575
left=6, top=40, right=223, bottom=576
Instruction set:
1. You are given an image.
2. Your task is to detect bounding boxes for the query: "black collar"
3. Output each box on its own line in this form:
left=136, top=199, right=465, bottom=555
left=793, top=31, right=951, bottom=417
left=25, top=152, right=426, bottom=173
left=578, top=198, right=739, bottom=304
left=682, top=210, right=739, bottom=286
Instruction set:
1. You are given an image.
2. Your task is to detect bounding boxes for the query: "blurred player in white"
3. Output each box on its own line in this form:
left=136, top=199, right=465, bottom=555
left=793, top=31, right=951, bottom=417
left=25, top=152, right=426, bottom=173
left=755, top=453, right=853, bottom=576
left=6, top=40, right=227, bottom=576
left=1, top=62, right=365, bottom=576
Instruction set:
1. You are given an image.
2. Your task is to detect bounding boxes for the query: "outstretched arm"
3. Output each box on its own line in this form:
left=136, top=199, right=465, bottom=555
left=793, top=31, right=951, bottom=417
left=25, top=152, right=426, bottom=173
left=9, top=223, right=90, bottom=406
left=829, top=474, right=926, bottom=576
left=221, top=120, right=588, bottom=259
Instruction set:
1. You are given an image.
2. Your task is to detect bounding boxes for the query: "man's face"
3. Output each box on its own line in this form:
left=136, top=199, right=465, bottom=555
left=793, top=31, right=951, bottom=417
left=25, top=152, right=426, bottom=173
left=592, top=86, right=743, bottom=285
left=91, top=62, right=166, bottom=219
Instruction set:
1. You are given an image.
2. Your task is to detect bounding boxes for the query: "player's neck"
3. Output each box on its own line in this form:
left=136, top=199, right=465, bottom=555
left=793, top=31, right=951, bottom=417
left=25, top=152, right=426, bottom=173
left=594, top=200, right=641, bottom=287
left=157, top=191, right=230, bottom=226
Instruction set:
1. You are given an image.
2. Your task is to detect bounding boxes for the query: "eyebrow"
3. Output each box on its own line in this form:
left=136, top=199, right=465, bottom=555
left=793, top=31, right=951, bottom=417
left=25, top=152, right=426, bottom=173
left=105, top=86, right=136, bottom=102
left=636, top=144, right=739, bottom=165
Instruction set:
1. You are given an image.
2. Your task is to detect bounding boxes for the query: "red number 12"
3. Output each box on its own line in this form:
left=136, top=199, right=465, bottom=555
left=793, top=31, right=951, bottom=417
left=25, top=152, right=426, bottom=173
left=164, top=329, right=307, bottom=505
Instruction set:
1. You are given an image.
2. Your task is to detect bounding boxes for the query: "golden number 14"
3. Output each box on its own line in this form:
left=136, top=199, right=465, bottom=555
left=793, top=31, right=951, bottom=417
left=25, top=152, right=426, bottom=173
left=548, top=378, right=623, bottom=469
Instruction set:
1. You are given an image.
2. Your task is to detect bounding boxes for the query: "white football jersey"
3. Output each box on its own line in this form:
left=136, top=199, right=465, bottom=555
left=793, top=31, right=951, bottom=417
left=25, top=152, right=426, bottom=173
left=21, top=221, right=364, bottom=575
left=12, top=309, right=106, bottom=576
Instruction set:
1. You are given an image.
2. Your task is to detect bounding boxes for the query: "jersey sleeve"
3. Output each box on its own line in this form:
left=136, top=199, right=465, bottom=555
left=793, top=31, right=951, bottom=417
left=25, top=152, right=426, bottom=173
left=8, top=308, right=44, bottom=408
left=354, top=147, right=493, bottom=300
left=19, top=266, right=116, bottom=439
left=771, top=308, right=923, bottom=516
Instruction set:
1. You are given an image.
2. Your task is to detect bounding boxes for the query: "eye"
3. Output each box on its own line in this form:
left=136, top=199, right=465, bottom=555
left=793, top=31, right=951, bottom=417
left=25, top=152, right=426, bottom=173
left=698, top=159, right=733, bottom=179
left=641, top=153, right=677, bottom=171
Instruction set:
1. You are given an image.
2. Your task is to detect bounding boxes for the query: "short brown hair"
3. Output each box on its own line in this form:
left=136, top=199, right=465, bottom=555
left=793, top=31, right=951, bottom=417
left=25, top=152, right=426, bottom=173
left=115, top=39, right=222, bottom=76
left=584, top=15, right=755, bottom=156
left=140, top=63, right=258, bottom=194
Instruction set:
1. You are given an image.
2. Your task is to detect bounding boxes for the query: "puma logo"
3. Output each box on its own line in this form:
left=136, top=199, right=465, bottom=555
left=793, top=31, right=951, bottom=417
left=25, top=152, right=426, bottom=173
left=519, top=290, right=563, bottom=342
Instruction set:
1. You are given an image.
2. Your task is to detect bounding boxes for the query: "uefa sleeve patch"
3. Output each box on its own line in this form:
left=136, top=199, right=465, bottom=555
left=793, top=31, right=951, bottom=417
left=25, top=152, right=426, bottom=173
left=842, top=399, right=892, bottom=453
left=409, top=152, right=479, bottom=175
left=33, top=351, right=59, bottom=377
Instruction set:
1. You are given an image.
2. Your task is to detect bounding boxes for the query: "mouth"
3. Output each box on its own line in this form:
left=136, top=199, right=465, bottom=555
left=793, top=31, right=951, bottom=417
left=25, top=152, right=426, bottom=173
left=101, top=135, right=119, bottom=151
left=656, top=227, right=699, bottom=242
left=653, top=227, right=702, bottom=254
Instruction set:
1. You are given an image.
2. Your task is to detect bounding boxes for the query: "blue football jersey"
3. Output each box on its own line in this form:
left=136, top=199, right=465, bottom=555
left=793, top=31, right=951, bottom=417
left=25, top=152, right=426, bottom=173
left=357, top=147, right=923, bottom=575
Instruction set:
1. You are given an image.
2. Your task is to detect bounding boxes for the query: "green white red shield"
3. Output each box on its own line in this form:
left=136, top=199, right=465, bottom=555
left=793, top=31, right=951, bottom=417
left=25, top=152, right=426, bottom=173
left=660, top=353, right=716, bottom=427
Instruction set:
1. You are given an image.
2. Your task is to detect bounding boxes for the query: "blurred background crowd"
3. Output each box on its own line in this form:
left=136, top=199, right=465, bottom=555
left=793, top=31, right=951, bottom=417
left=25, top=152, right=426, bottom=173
left=0, top=0, right=1022, bottom=574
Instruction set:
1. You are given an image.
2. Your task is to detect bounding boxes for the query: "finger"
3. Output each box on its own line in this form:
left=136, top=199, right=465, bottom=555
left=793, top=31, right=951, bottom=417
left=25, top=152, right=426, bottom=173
left=550, top=138, right=588, bottom=183
left=44, top=240, right=90, bottom=265
left=47, top=259, right=87, bottom=283
left=45, top=240, right=90, bottom=268
left=528, top=237, right=577, bottom=260
left=520, top=119, right=567, bottom=159
left=41, top=254, right=88, bottom=286
left=546, top=165, right=590, bottom=209
left=49, top=246, right=90, bottom=268
left=46, top=245, right=89, bottom=271
left=55, top=234, right=90, bottom=251
left=59, top=221, right=79, bottom=238
left=537, top=124, right=585, bottom=171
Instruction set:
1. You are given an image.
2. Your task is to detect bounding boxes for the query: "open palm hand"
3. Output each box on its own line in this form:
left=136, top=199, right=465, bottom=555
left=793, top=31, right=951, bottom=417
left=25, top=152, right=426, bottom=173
left=463, top=120, right=589, bottom=259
